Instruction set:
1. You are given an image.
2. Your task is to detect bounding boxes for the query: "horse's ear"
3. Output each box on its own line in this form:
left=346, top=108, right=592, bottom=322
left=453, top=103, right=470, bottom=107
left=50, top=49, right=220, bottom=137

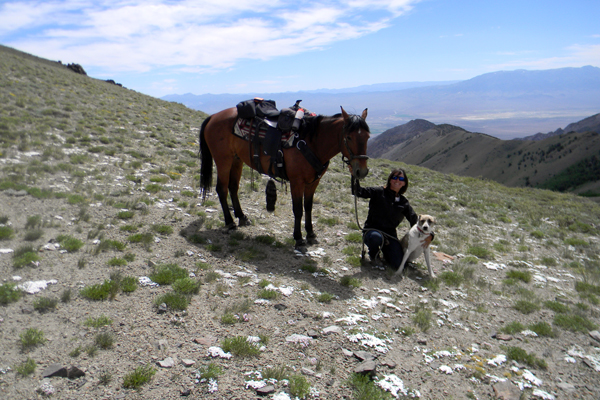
left=340, top=106, right=349, bottom=121
left=361, top=108, right=368, bottom=120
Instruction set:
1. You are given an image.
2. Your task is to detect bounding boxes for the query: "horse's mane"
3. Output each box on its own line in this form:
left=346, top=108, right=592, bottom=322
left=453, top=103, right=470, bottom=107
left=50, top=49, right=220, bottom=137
left=302, top=113, right=369, bottom=140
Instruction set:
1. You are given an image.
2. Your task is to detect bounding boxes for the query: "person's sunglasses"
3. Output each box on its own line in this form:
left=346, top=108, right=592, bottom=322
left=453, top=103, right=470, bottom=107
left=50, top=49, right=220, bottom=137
left=391, top=176, right=405, bottom=181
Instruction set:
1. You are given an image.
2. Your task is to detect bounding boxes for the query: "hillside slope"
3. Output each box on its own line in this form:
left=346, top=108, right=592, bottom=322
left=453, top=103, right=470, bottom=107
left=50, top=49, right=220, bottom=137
left=2, top=45, right=600, bottom=400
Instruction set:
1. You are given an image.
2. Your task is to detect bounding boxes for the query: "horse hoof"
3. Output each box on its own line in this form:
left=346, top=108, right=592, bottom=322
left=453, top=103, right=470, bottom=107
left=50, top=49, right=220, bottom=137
left=306, top=235, right=319, bottom=245
left=294, top=245, right=307, bottom=254
left=238, top=217, right=252, bottom=227
left=226, top=222, right=237, bottom=231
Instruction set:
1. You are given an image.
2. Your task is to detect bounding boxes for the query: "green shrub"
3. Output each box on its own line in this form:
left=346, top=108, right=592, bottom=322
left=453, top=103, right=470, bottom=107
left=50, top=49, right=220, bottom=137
left=530, top=230, right=544, bottom=239
left=340, top=276, right=361, bottom=288
left=33, top=297, right=58, bottom=313
left=0, top=225, right=14, bottom=240
left=506, top=346, right=547, bottom=369
left=288, top=374, right=311, bottom=399
left=501, top=321, right=524, bottom=334
left=84, top=315, right=113, bottom=328
left=197, top=363, right=223, bottom=380
left=506, top=269, right=532, bottom=283
left=528, top=321, right=556, bottom=337
left=347, top=373, right=392, bottom=400
left=221, top=313, right=238, bottom=324
left=172, top=277, right=201, bottom=295
left=220, top=336, right=261, bottom=357
left=13, top=245, right=41, bottom=268
left=564, top=237, right=589, bottom=247
left=80, top=280, right=118, bottom=301
left=19, top=328, right=46, bottom=350
left=95, top=332, right=115, bottom=349
left=57, top=234, right=84, bottom=252
left=23, top=229, right=44, bottom=241
left=150, top=263, right=188, bottom=285
left=108, top=257, right=127, bottom=266
left=95, top=239, right=127, bottom=253
left=345, top=232, right=363, bottom=243
left=544, top=300, right=570, bottom=313
left=439, top=271, right=464, bottom=287
left=123, top=364, right=156, bottom=389
left=154, top=292, right=189, bottom=310
left=317, top=292, right=335, bottom=303
left=513, top=300, right=540, bottom=314
left=467, top=246, right=492, bottom=259
left=413, top=304, right=432, bottom=332
left=14, top=357, right=36, bottom=376
left=25, top=215, right=42, bottom=229
left=0, top=283, right=23, bottom=305
left=144, top=183, right=163, bottom=193
left=117, top=210, right=134, bottom=219
left=121, top=276, right=138, bottom=293
left=554, top=314, right=597, bottom=333
left=575, top=281, right=600, bottom=295
left=262, top=365, right=290, bottom=381
left=254, top=234, right=275, bottom=245
left=151, top=224, right=173, bottom=235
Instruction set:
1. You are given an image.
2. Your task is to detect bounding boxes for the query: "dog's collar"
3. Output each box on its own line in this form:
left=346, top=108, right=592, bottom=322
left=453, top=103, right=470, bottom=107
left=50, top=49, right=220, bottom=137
left=417, top=226, right=428, bottom=235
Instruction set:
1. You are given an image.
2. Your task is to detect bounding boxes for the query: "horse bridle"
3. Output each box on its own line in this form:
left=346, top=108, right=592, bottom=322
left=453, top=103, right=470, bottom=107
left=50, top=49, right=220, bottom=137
left=340, top=117, right=369, bottom=166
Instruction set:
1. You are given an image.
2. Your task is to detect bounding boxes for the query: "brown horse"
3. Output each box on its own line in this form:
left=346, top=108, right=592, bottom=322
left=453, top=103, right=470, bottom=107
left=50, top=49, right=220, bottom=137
left=199, top=106, right=370, bottom=249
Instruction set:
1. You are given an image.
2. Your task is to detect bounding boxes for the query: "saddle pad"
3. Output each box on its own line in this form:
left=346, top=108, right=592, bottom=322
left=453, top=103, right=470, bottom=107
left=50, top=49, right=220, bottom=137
left=233, top=118, right=295, bottom=148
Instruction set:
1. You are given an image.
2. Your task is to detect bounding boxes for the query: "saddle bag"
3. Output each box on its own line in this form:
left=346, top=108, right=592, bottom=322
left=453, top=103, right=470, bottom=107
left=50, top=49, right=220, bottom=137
left=236, top=98, right=278, bottom=119
left=276, top=108, right=296, bottom=132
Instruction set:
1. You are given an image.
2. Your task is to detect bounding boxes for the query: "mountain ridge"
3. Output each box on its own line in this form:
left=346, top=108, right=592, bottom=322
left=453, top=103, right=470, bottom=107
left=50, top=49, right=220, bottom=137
left=163, top=66, right=600, bottom=139
left=368, top=114, right=600, bottom=197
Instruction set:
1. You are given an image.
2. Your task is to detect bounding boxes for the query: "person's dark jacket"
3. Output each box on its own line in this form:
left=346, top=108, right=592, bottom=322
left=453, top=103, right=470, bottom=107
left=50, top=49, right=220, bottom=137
left=351, top=176, right=418, bottom=238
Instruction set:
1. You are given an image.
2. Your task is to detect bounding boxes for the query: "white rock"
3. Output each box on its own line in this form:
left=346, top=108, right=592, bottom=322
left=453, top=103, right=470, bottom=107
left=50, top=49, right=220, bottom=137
left=487, top=354, right=507, bottom=366
left=17, top=280, right=58, bottom=294
left=532, top=389, right=555, bottom=399
left=439, top=365, right=453, bottom=374
left=322, top=326, right=342, bottom=335
left=523, top=369, right=542, bottom=387
left=207, top=346, right=232, bottom=359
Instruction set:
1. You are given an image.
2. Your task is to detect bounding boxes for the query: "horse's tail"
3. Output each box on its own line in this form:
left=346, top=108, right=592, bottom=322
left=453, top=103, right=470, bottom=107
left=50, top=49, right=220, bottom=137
left=199, top=116, right=213, bottom=200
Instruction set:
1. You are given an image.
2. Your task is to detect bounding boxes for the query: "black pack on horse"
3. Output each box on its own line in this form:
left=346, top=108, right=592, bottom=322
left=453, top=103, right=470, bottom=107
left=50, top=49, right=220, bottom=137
left=199, top=103, right=370, bottom=249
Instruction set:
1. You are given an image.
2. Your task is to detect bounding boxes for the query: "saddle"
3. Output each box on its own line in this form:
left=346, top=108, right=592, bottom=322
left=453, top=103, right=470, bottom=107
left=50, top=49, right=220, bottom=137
left=233, top=98, right=315, bottom=181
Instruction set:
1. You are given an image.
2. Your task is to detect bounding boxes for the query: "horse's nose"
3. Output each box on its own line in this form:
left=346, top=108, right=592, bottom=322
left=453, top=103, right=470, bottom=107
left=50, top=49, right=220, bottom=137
left=355, top=166, right=369, bottom=180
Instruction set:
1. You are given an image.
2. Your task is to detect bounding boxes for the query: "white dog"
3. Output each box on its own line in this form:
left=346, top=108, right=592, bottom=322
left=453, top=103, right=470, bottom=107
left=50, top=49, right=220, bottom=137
left=396, top=214, right=436, bottom=278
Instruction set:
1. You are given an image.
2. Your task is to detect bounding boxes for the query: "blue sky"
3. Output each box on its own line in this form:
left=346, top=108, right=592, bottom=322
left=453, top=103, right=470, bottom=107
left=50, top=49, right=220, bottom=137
left=1, top=0, right=599, bottom=98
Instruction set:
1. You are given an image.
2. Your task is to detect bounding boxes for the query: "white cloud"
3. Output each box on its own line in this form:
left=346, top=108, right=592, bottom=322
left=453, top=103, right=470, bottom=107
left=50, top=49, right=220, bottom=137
left=491, top=44, right=600, bottom=71
left=1, top=0, right=418, bottom=74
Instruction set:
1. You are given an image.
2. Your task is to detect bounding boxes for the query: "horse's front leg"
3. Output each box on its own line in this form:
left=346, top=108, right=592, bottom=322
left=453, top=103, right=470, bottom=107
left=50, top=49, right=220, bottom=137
left=291, top=189, right=305, bottom=250
left=303, top=185, right=319, bottom=245
left=215, top=176, right=235, bottom=229
left=228, top=160, right=250, bottom=226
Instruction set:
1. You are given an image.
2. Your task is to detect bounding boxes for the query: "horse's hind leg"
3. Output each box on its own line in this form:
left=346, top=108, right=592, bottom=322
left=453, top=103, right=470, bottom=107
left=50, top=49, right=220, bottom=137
left=215, top=176, right=235, bottom=229
left=228, top=159, right=250, bottom=226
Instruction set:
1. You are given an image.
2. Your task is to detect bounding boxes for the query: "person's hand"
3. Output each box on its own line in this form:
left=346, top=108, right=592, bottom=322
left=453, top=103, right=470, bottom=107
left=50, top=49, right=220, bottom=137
left=421, top=233, right=433, bottom=248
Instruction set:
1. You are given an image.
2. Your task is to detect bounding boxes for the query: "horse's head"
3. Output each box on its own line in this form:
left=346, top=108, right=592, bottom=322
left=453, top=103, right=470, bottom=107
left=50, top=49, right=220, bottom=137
left=340, top=106, right=370, bottom=180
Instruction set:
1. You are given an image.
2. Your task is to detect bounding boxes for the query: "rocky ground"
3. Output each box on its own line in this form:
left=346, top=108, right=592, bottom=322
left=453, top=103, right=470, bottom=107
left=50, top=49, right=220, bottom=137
left=1, top=144, right=600, bottom=400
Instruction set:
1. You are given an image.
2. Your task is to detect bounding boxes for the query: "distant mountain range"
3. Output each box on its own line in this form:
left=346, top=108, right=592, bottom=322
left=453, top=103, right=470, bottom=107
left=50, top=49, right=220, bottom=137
left=368, top=113, right=600, bottom=196
left=163, top=66, right=600, bottom=139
